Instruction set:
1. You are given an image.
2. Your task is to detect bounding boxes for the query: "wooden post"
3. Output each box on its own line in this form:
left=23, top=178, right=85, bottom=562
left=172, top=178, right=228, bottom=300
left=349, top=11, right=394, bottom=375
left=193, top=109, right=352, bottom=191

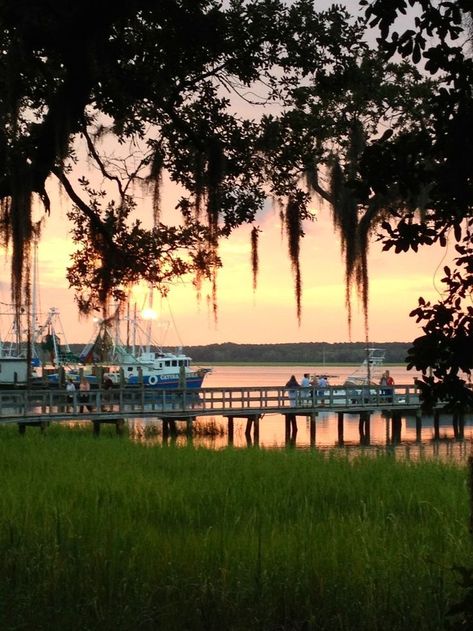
left=96, top=366, right=104, bottom=389
left=392, top=413, right=402, bottom=443
left=284, top=414, right=297, bottom=446
left=310, top=413, right=316, bottom=448
left=452, top=412, right=458, bottom=438
left=245, top=417, right=253, bottom=438
left=93, top=420, right=101, bottom=436
left=415, top=412, right=422, bottom=442
left=253, top=415, right=260, bottom=446
left=359, top=411, right=371, bottom=445
left=459, top=412, right=465, bottom=439
left=385, top=414, right=391, bottom=444
left=228, top=416, right=234, bottom=446
left=337, top=412, right=344, bottom=446
left=364, top=412, right=371, bottom=444
left=285, top=414, right=291, bottom=444
left=162, top=419, right=169, bottom=439
left=434, top=410, right=440, bottom=440
left=58, top=365, right=66, bottom=388
left=290, top=414, right=298, bottom=438
left=115, top=419, right=125, bottom=436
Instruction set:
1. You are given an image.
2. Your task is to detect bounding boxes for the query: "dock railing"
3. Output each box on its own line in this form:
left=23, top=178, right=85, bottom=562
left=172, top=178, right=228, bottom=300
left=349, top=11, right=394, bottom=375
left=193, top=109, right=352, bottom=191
left=0, top=384, right=422, bottom=423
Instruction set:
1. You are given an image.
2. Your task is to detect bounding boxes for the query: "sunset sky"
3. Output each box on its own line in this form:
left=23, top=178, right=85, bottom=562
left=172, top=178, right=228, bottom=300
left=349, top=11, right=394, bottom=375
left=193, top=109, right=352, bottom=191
left=0, top=185, right=451, bottom=347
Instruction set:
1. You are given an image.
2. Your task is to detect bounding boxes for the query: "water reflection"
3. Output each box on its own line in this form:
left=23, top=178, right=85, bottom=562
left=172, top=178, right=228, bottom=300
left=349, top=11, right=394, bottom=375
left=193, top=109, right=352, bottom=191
left=128, top=410, right=473, bottom=462
left=126, top=363, right=473, bottom=461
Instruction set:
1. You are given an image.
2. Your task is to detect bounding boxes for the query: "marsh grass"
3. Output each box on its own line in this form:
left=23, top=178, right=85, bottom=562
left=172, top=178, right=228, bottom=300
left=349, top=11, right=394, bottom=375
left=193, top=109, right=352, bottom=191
left=131, top=419, right=225, bottom=440
left=0, top=424, right=470, bottom=630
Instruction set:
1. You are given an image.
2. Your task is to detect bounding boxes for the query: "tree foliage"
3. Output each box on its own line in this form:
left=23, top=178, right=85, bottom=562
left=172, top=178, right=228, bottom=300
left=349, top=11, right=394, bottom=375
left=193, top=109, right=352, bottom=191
left=357, top=0, right=473, bottom=409
left=0, top=0, right=434, bottom=330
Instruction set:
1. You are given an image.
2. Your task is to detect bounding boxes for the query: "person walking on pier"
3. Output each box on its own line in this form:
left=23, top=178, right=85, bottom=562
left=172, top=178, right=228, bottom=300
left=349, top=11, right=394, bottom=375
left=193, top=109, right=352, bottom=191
left=285, top=375, right=299, bottom=407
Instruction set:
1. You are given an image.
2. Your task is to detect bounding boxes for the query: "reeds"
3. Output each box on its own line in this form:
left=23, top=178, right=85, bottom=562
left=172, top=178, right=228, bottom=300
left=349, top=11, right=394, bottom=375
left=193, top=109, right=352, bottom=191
left=0, top=424, right=470, bottom=630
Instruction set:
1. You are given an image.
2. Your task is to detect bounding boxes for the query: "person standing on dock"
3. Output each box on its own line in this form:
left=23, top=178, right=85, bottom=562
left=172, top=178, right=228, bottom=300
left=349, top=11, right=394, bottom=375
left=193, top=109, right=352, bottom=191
left=385, top=370, right=395, bottom=402
left=79, top=377, right=92, bottom=413
left=102, top=376, right=114, bottom=412
left=285, top=375, right=299, bottom=407
left=66, top=378, right=76, bottom=413
left=301, top=373, right=311, bottom=404
left=317, top=375, right=328, bottom=405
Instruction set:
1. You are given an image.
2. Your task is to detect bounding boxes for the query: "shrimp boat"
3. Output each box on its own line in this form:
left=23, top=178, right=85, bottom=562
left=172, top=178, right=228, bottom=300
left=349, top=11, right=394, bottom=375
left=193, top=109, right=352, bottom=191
left=79, top=314, right=210, bottom=389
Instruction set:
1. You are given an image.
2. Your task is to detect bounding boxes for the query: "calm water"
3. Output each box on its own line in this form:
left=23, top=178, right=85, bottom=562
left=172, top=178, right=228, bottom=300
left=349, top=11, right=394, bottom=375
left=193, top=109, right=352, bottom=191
left=129, top=364, right=473, bottom=460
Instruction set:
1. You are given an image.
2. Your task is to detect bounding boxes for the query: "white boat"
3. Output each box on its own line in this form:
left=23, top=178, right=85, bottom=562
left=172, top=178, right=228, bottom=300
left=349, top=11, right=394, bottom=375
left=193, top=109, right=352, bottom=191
left=343, top=348, right=386, bottom=387
left=80, top=315, right=210, bottom=390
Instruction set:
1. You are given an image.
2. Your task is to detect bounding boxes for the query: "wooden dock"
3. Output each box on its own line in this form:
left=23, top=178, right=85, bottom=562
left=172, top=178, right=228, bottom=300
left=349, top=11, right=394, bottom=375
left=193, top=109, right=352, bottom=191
left=0, top=383, right=428, bottom=442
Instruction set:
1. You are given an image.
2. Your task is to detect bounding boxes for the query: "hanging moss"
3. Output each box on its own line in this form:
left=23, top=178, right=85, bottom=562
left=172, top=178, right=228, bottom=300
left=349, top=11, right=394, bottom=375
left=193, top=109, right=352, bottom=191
left=250, top=226, right=260, bottom=292
left=148, top=150, right=164, bottom=227
left=285, top=196, right=303, bottom=324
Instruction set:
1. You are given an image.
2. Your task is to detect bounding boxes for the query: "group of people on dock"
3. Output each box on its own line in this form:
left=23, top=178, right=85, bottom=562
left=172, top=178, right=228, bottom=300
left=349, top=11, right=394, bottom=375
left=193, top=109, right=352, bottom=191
left=65, top=376, right=114, bottom=413
left=285, top=369, right=395, bottom=407
left=285, top=373, right=329, bottom=406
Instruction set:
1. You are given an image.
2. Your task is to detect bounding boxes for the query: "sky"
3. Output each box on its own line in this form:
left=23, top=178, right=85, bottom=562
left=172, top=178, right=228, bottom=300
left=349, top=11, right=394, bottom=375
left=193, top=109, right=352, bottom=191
left=0, top=1, right=450, bottom=348
left=0, top=187, right=450, bottom=347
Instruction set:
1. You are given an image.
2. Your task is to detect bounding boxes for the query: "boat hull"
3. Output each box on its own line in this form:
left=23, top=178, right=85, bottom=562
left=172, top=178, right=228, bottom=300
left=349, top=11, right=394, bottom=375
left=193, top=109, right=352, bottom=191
left=127, top=374, right=205, bottom=389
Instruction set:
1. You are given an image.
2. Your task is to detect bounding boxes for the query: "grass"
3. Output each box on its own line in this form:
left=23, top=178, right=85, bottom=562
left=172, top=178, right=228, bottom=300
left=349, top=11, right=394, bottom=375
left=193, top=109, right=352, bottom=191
left=0, top=423, right=470, bottom=630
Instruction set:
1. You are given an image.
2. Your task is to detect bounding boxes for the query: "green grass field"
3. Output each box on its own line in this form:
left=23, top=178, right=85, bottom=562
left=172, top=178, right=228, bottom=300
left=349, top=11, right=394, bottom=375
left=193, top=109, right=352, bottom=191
left=0, top=424, right=470, bottom=630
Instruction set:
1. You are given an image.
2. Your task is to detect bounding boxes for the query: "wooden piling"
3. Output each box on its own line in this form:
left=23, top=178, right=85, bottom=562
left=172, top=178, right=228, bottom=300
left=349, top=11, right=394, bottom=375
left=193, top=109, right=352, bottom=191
left=337, top=412, right=344, bottom=446
left=434, top=410, right=440, bottom=440
left=284, top=413, right=297, bottom=446
left=18, top=420, right=49, bottom=434
left=459, top=412, right=465, bottom=439
left=415, top=412, right=422, bottom=442
left=392, top=412, right=402, bottom=443
left=359, top=411, right=371, bottom=445
left=453, top=412, right=459, bottom=439
left=310, top=413, right=316, bottom=447
left=253, top=415, right=260, bottom=445
left=285, top=414, right=291, bottom=443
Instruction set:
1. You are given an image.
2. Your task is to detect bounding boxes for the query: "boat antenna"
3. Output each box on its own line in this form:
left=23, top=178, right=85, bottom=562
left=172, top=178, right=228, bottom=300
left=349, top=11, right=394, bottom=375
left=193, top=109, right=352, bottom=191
left=366, top=344, right=371, bottom=385
left=164, top=295, right=185, bottom=349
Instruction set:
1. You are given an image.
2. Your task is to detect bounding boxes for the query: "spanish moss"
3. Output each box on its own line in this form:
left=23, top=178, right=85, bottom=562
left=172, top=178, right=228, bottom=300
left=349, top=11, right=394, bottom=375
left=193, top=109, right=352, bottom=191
left=251, top=226, right=260, bottom=292
left=330, top=158, right=359, bottom=331
left=149, top=151, right=164, bottom=227
left=285, top=196, right=303, bottom=323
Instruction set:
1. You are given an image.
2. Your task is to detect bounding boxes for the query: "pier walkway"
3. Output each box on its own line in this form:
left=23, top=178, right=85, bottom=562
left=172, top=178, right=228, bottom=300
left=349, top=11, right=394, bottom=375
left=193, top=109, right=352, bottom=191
left=2, top=383, right=466, bottom=445
left=0, top=383, right=421, bottom=424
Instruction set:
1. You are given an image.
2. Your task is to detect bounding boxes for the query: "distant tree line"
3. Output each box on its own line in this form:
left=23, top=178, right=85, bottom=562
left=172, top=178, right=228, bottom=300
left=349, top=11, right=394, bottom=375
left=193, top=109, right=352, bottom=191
left=68, top=341, right=411, bottom=364
left=181, top=342, right=411, bottom=364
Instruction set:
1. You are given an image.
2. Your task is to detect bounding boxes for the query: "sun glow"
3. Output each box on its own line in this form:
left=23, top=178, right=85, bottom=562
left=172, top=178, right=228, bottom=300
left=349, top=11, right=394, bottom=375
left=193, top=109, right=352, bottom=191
left=141, top=308, right=158, bottom=320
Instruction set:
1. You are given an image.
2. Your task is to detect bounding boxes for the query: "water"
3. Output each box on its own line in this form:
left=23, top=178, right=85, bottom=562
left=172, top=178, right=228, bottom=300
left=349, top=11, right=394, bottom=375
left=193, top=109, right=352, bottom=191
left=129, top=364, right=473, bottom=460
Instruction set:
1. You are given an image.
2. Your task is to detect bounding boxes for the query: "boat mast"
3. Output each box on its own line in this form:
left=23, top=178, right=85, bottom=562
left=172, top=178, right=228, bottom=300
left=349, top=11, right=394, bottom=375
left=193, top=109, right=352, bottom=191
left=366, top=345, right=372, bottom=384
left=30, top=238, right=40, bottom=363
left=146, top=288, right=153, bottom=354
